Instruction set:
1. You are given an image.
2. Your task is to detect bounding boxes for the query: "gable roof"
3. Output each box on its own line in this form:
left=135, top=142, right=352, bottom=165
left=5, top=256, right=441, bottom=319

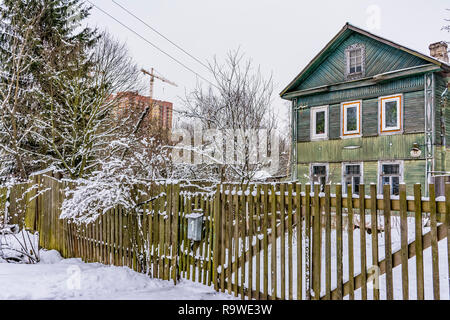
left=280, top=23, right=450, bottom=98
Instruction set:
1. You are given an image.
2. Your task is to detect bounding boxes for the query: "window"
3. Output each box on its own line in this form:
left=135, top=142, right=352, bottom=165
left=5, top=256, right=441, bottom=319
left=349, top=49, right=362, bottom=74
left=311, top=164, right=328, bottom=192
left=345, top=44, right=365, bottom=80
left=310, top=106, right=328, bottom=140
left=343, top=163, right=363, bottom=195
left=379, top=94, right=402, bottom=134
left=378, top=161, right=403, bottom=195
left=341, top=101, right=362, bottom=137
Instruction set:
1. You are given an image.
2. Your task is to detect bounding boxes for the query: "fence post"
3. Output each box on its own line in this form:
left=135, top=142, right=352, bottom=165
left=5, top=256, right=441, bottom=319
left=171, top=183, right=180, bottom=285
left=399, top=183, right=409, bottom=300
left=347, top=184, right=354, bottom=300
left=312, top=183, right=321, bottom=300
left=370, top=183, right=379, bottom=300
left=383, top=184, right=393, bottom=300
left=213, top=184, right=221, bottom=292
left=305, top=183, right=311, bottom=300
left=445, top=182, right=450, bottom=293
left=429, top=183, right=440, bottom=300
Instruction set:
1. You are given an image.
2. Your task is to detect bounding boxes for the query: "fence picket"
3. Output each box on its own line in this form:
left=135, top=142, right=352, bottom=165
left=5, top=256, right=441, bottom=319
left=325, top=184, right=331, bottom=300
left=280, top=183, right=286, bottom=300
left=312, top=184, right=321, bottom=300
left=240, top=189, right=246, bottom=300
left=359, top=184, right=367, bottom=300
left=370, top=184, right=379, bottom=300
left=233, top=188, right=240, bottom=297
left=304, top=184, right=312, bottom=300
left=263, top=184, right=269, bottom=300
left=446, top=183, right=450, bottom=294
left=270, top=184, right=277, bottom=300
left=287, top=183, right=293, bottom=300
left=445, top=183, right=450, bottom=296
left=248, top=184, right=254, bottom=300
left=255, top=185, right=262, bottom=300
left=429, top=184, right=440, bottom=300
left=399, top=183, right=409, bottom=300
left=335, top=184, right=343, bottom=300
left=296, top=183, right=302, bottom=300
left=383, top=184, right=393, bottom=300
left=347, top=185, right=354, bottom=300
left=227, top=185, right=233, bottom=294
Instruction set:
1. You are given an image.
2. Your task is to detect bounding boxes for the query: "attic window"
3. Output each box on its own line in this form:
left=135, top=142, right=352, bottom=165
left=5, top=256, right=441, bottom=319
left=345, top=44, right=365, bottom=80
left=349, top=49, right=362, bottom=73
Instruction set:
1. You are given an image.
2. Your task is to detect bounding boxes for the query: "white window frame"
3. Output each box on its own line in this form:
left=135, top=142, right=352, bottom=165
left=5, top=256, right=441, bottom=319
left=342, top=162, right=364, bottom=195
left=345, top=43, right=366, bottom=80
left=379, top=94, right=403, bottom=135
left=310, top=105, right=329, bottom=141
left=310, top=163, right=329, bottom=192
left=377, top=160, right=404, bottom=195
left=341, top=100, right=362, bottom=138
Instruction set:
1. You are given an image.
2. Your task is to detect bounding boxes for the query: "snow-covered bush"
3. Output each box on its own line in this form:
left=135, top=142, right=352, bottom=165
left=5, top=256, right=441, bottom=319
left=0, top=225, right=39, bottom=264
left=61, top=135, right=170, bottom=223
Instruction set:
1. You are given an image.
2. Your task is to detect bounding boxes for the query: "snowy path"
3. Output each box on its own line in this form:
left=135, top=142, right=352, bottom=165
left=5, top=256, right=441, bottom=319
left=0, top=250, right=235, bottom=300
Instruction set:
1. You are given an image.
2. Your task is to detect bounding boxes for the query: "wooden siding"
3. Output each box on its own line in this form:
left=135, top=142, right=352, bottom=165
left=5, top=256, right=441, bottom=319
left=297, top=108, right=310, bottom=142
left=363, top=161, right=378, bottom=188
left=329, top=104, right=340, bottom=139
left=296, top=133, right=425, bottom=163
left=295, top=32, right=429, bottom=91
left=404, top=160, right=426, bottom=194
left=362, top=98, right=378, bottom=136
left=435, top=73, right=448, bottom=147
left=404, top=90, right=425, bottom=134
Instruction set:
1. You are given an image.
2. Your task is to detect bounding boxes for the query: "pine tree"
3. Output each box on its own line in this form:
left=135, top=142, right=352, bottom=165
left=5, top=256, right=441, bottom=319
left=0, top=0, right=98, bottom=179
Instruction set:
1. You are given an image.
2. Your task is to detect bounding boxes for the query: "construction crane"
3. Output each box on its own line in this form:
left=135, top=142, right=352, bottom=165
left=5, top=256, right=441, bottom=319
left=141, top=68, right=177, bottom=100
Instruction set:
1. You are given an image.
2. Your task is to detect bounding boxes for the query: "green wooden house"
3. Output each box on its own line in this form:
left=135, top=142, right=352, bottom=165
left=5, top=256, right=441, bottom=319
left=280, top=23, right=450, bottom=196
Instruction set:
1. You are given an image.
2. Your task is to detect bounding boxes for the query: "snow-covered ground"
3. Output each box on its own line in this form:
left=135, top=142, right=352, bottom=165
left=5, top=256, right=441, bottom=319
left=0, top=249, right=235, bottom=300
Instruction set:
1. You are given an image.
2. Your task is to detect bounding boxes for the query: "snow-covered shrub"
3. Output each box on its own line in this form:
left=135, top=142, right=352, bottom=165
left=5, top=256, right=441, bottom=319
left=61, top=135, right=170, bottom=223
left=0, top=226, right=39, bottom=264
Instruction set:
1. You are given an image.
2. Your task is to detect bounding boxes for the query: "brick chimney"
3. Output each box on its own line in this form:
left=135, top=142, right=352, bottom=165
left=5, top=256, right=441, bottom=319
left=429, top=41, right=449, bottom=63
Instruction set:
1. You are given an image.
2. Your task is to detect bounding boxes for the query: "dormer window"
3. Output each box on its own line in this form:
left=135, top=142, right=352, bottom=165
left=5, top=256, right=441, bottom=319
left=345, top=44, right=365, bottom=80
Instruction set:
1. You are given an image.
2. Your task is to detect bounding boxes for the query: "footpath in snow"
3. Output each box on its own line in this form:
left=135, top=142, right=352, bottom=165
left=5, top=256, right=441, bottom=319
left=0, top=249, right=235, bottom=300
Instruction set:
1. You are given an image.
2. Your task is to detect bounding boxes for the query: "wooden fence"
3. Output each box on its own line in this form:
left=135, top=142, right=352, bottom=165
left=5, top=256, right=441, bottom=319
left=1, top=175, right=449, bottom=300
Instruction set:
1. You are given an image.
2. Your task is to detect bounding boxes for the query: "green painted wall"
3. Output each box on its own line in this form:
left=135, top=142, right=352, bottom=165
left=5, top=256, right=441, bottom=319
left=297, top=133, right=425, bottom=163
left=363, top=161, right=378, bottom=188
left=404, top=160, right=426, bottom=194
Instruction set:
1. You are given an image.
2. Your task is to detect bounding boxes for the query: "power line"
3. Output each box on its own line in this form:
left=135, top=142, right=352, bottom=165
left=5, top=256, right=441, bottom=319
left=87, top=1, right=290, bottom=141
left=85, top=0, right=216, bottom=88
left=111, top=0, right=211, bottom=72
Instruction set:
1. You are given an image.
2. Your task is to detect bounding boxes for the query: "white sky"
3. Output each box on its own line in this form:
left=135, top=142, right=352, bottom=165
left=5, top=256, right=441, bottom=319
left=87, top=0, right=449, bottom=131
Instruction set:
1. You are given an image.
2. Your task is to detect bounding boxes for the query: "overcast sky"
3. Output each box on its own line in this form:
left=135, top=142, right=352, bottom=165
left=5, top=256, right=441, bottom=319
left=87, top=0, right=449, bottom=129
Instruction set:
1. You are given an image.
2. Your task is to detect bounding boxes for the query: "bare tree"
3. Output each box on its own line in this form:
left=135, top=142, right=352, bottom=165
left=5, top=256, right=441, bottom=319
left=178, top=49, right=278, bottom=184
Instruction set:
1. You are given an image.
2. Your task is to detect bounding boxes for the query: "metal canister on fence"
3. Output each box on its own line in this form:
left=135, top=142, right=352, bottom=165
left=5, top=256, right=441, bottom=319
left=186, top=208, right=203, bottom=241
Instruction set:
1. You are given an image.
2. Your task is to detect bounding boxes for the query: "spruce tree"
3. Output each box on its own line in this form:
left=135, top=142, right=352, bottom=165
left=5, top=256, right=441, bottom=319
left=0, top=0, right=98, bottom=178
